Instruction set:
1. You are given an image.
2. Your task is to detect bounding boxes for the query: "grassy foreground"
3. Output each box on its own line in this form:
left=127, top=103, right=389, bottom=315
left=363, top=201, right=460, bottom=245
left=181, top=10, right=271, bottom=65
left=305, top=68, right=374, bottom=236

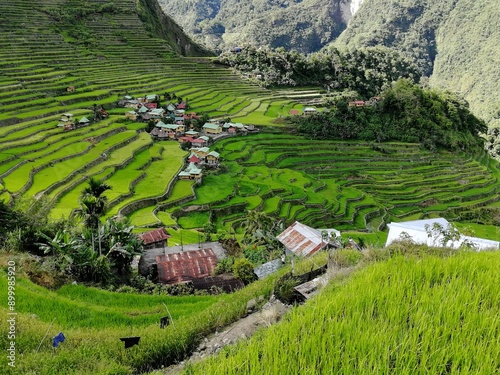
left=0, top=261, right=281, bottom=374
left=183, top=250, right=500, bottom=374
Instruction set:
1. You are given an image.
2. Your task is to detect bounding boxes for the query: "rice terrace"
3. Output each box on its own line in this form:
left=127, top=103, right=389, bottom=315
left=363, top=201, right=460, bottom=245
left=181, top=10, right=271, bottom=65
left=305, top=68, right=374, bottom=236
left=1, top=0, right=500, bottom=374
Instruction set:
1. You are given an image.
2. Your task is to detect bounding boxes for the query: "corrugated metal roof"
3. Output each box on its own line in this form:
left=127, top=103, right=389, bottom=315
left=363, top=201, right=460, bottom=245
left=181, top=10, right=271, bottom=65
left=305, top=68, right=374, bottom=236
left=140, top=228, right=171, bottom=245
left=156, top=248, right=217, bottom=284
left=276, top=221, right=326, bottom=256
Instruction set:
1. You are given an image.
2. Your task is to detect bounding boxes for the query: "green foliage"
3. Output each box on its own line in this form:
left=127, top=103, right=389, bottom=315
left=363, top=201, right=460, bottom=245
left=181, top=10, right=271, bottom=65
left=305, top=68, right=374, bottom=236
left=217, top=45, right=420, bottom=97
left=335, top=0, right=500, bottom=126
left=273, top=273, right=300, bottom=304
left=330, top=248, right=363, bottom=268
left=36, top=216, right=142, bottom=284
left=291, top=79, right=487, bottom=151
left=232, top=257, right=256, bottom=284
left=214, top=256, right=235, bottom=275
left=157, top=0, right=347, bottom=53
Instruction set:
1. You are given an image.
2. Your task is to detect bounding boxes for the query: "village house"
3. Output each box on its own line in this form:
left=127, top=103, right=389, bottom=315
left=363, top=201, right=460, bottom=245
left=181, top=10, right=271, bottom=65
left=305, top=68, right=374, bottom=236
left=124, top=99, right=140, bottom=109
left=206, top=150, right=220, bottom=165
left=303, top=107, right=318, bottom=116
left=78, top=117, right=90, bottom=126
left=126, top=111, right=138, bottom=120
left=166, top=103, right=176, bottom=112
left=138, top=242, right=243, bottom=292
left=67, top=85, right=75, bottom=92
left=185, top=130, right=199, bottom=137
left=140, top=227, right=171, bottom=250
left=188, top=153, right=201, bottom=164
left=202, top=123, right=222, bottom=134
left=277, top=221, right=341, bottom=257
left=150, top=108, right=165, bottom=119
left=174, top=109, right=185, bottom=117
left=61, top=113, right=74, bottom=122
left=348, top=100, right=366, bottom=107
left=178, top=162, right=203, bottom=180
left=145, top=94, right=159, bottom=103
left=164, top=123, right=185, bottom=133
left=178, top=136, right=195, bottom=144
left=289, top=109, right=300, bottom=116
left=141, top=112, right=153, bottom=122
left=153, top=122, right=184, bottom=139
left=190, top=146, right=210, bottom=160
left=190, top=137, right=208, bottom=148
left=144, top=102, right=157, bottom=109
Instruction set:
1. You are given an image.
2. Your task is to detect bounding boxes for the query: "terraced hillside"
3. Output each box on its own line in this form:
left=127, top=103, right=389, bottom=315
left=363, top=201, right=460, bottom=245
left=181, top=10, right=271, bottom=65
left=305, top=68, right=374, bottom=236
left=158, top=133, right=500, bottom=243
left=0, top=0, right=320, bottom=222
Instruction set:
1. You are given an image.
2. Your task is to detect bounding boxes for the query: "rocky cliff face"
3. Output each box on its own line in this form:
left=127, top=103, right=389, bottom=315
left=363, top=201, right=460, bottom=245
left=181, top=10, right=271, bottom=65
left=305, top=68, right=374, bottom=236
left=157, top=0, right=359, bottom=53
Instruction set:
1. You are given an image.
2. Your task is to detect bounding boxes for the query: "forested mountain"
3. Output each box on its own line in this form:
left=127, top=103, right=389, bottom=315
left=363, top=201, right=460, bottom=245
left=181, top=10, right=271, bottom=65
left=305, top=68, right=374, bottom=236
left=157, top=0, right=359, bottom=53
left=335, top=0, right=500, bottom=127
left=162, top=0, right=498, bottom=128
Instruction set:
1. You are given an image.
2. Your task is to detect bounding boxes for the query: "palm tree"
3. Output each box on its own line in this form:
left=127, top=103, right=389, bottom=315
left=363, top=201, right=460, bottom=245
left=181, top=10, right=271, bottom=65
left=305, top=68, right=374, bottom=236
left=78, top=178, right=111, bottom=255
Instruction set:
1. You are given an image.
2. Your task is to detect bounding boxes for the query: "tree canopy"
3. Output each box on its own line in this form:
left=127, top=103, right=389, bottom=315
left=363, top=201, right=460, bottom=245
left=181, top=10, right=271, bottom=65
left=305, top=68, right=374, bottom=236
left=289, top=79, right=487, bottom=151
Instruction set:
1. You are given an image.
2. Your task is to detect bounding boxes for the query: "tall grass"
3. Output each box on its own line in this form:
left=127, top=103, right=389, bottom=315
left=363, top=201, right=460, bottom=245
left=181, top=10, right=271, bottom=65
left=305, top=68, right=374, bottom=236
left=185, top=251, right=500, bottom=374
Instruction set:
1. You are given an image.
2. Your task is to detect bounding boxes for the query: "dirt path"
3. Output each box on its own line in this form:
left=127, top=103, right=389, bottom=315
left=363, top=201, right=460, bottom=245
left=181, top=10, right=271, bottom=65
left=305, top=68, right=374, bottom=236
left=162, top=297, right=291, bottom=375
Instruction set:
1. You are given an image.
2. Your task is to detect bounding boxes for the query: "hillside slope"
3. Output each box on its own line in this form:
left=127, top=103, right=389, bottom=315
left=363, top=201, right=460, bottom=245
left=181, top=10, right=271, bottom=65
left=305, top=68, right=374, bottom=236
left=157, top=0, right=356, bottom=53
left=186, top=251, right=500, bottom=374
left=335, top=0, right=500, bottom=126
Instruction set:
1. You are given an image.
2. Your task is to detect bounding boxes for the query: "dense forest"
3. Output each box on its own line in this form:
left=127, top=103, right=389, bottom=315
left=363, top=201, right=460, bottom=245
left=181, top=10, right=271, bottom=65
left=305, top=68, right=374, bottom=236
left=335, top=0, right=500, bottom=128
left=216, top=45, right=420, bottom=98
left=288, top=79, right=487, bottom=152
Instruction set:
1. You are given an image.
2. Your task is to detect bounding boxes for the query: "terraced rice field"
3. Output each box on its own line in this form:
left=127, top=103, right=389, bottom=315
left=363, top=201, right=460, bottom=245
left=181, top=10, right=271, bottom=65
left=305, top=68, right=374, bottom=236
left=0, top=0, right=320, bottom=223
left=162, top=133, right=500, bottom=242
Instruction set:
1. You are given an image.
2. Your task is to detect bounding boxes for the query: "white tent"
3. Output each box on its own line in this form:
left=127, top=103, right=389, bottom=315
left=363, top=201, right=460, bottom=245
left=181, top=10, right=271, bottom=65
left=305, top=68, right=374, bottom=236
left=385, top=218, right=499, bottom=250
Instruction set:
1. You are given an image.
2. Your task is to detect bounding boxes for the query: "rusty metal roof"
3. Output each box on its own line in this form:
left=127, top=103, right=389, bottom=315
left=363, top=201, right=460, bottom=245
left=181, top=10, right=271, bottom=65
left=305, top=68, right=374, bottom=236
left=156, top=248, right=217, bottom=284
left=140, top=228, right=171, bottom=245
left=277, top=221, right=326, bottom=257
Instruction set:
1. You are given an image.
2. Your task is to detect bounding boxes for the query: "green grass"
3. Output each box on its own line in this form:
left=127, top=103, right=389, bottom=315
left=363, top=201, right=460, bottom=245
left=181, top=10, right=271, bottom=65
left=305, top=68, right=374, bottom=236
left=186, top=251, right=500, bottom=374
left=0, top=277, right=219, bottom=329
left=178, top=211, right=210, bottom=229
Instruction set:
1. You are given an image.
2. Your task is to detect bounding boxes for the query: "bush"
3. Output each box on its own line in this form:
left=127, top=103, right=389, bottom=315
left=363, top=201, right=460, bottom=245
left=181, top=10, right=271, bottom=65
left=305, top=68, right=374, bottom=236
left=214, top=257, right=235, bottom=275
left=273, top=273, right=301, bottom=304
left=232, top=258, right=256, bottom=284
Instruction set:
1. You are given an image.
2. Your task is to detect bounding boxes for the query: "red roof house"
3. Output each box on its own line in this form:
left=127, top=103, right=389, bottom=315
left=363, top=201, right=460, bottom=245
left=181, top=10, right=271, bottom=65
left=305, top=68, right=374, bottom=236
left=140, top=228, right=171, bottom=250
left=277, top=221, right=340, bottom=257
left=156, top=249, right=218, bottom=284
left=188, top=154, right=200, bottom=163
left=289, top=109, right=300, bottom=116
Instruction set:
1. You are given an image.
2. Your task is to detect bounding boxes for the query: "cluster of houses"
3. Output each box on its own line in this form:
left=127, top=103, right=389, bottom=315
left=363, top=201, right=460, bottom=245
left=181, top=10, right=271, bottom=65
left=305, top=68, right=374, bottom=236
left=348, top=96, right=380, bottom=108
left=178, top=146, right=221, bottom=181
left=136, top=217, right=499, bottom=297
left=57, top=113, right=90, bottom=131
left=288, top=107, right=318, bottom=116
left=119, top=94, right=259, bottom=182
left=121, top=94, right=191, bottom=123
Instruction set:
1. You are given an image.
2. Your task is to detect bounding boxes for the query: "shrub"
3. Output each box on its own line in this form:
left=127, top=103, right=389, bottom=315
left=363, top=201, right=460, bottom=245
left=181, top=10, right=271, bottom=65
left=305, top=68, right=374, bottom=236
left=214, top=257, right=235, bottom=275
left=232, top=258, right=256, bottom=284
left=273, top=273, right=300, bottom=304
